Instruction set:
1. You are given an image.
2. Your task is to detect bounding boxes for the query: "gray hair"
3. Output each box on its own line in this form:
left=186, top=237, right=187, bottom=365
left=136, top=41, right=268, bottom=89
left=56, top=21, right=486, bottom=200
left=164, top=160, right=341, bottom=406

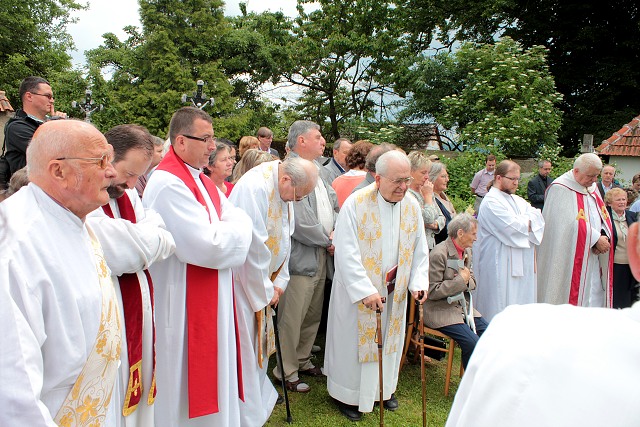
left=573, top=153, right=602, bottom=172
left=375, top=150, right=410, bottom=176
left=538, top=159, right=551, bottom=168
left=364, top=143, right=394, bottom=172
left=208, top=141, right=231, bottom=165
left=428, top=161, right=446, bottom=183
left=283, top=156, right=317, bottom=188
left=287, top=120, right=320, bottom=151
left=153, top=136, right=165, bottom=146
left=448, top=213, right=478, bottom=238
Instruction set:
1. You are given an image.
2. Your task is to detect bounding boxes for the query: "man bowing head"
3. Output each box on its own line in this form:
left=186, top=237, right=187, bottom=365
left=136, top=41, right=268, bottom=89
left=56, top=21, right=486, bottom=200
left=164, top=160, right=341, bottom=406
left=325, top=150, right=429, bottom=421
left=143, top=107, right=252, bottom=427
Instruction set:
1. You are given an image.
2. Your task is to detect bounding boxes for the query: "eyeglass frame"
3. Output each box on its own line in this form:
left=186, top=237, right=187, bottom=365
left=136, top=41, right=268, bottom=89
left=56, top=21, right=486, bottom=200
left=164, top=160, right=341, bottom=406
left=29, top=92, right=54, bottom=100
left=182, top=134, right=215, bottom=144
left=381, top=175, right=414, bottom=186
left=292, top=185, right=308, bottom=202
left=501, top=176, right=520, bottom=182
left=56, top=153, right=112, bottom=169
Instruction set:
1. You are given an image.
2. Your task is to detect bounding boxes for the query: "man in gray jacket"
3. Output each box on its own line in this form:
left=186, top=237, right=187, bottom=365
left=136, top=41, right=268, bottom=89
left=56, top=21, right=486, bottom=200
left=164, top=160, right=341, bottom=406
left=274, top=120, right=339, bottom=393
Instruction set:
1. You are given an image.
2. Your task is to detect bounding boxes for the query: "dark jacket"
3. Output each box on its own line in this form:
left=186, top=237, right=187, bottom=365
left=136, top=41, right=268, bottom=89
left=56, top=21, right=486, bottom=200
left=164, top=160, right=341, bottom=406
left=5, top=110, right=43, bottom=176
left=527, top=174, right=553, bottom=210
left=597, top=181, right=622, bottom=199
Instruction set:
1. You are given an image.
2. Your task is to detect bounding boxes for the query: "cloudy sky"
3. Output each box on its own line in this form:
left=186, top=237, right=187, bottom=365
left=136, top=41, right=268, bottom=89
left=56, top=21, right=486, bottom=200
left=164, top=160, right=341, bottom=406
left=67, top=0, right=301, bottom=68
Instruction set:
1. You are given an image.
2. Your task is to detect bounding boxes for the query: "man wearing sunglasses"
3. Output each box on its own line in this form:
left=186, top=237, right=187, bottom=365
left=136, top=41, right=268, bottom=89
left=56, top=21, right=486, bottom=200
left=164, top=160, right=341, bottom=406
left=3, top=77, right=67, bottom=183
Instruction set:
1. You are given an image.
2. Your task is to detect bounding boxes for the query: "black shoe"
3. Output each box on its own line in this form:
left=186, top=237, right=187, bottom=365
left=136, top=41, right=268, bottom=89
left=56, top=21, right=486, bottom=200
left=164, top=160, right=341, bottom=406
left=334, top=399, right=362, bottom=421
left=383, top=393, right=399, bottom=411
left=276, top=394, right=284, bottom=405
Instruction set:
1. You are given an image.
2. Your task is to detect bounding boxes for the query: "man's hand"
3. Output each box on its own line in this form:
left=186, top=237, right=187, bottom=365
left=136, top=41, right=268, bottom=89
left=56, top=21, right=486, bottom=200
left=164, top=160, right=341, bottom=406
left=412, top=290, right=428, bottom=304
left=593, top=236, right=611, bottom=255
left=49, top=104, right=67, bottom=119
left=327, top=243, right=335, bottom=256
left=269, top=286, right=284, bottom=307
left=362, top=292, right=385, bottom=312
left=459, top=267, right=471, bottom=284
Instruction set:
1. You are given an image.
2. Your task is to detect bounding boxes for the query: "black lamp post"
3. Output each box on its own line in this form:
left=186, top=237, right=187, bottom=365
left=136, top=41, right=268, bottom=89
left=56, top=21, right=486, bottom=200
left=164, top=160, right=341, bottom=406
left=181, top=80, right=214, bottom=109
left=72, top=89, right=103, bottom=122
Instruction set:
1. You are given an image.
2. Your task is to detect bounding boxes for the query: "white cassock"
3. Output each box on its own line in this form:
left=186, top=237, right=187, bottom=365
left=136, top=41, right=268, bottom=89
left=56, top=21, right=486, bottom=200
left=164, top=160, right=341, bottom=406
left=228, top=161, right=293, bottom=426
left=87, top=188, right=176, bottom=427
left=0, top=184, right=113, bottom=426
left=325, top=192, right=429, bottom=413
left=474, top=187, right=544, bottom=321
left=446, top=303, right=640, bottom=427
left=143, top=166, right=252, bottom=427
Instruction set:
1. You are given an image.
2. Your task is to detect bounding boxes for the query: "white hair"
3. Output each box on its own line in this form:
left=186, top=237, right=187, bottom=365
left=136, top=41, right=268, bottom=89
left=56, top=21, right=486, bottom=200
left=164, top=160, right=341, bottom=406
left=573, top=153, right=602, bottom=172
left=375, top=150, right=410, bottom=176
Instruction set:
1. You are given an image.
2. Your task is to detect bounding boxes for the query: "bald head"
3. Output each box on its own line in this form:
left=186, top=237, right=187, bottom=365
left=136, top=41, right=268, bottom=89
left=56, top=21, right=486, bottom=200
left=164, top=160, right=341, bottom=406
left=278, top=156, right=318, bottom=202
left=27, top=120, right=116, bottom=218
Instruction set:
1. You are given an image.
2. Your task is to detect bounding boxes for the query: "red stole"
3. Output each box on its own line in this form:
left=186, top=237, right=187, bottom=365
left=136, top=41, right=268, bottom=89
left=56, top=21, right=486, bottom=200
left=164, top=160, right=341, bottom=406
left=156, top=146, right=244, bottom=418
left=102, top=192, right=158, bottom=415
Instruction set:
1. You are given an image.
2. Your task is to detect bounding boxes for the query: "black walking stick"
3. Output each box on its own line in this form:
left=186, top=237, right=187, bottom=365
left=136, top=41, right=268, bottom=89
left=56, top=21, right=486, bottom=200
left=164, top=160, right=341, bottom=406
left=273, top=309, right=292, bottom=423
left=376, top=306, right=384, bottom=427
left=418, top=293, right=427, bottom=427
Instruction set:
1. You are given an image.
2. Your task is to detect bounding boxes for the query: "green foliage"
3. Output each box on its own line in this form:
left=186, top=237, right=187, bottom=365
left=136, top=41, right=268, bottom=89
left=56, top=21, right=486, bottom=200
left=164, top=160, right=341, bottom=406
left=440, top=146, right=506, bottom=210
left=353, top=123, right=405, bottom=146
left=0, top=0, right=84, bottom=103
left=404, top=37, right=563, bottom=158
left=536, top=142, right=576, bottom=179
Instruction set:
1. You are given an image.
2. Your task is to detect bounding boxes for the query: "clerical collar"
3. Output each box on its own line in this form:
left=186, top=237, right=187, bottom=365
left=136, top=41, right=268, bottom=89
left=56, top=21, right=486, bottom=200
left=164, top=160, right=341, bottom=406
left=377, top=190, right=398, bottom=205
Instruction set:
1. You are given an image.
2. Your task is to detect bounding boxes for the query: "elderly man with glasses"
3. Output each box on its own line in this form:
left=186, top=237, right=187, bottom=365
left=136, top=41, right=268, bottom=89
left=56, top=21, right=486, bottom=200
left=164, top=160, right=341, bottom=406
left=325, top=150, right=429, bottom=422
left=474, top=160, right=545, bottom=321
left=3, top=76, right=67, bottom=187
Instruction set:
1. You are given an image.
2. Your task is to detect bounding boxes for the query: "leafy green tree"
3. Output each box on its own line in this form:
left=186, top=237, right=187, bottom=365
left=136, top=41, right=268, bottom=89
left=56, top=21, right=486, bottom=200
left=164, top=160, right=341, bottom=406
left=398, top=0, right=640, bottom=152
left=267, top=0, right=403, bottom=140
left=0, top=0, right=84, bottom=103
left=404, top=37, right=563, bottom=157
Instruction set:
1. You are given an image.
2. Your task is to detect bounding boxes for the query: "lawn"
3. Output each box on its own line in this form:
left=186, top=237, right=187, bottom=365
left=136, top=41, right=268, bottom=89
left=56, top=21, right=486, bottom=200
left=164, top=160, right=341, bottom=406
left=265, top=336, right=461, bottom=427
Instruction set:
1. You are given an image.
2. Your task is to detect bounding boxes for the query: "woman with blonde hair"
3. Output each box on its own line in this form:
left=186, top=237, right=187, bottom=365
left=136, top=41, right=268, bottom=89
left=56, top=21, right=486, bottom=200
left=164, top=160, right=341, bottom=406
left=238, top=136, right=260, bottom=158
left=605, top=187, right=638, bottom=308
left=231, top=148, right=275, bottom=184
left=407, top=151, right=445, bottom=249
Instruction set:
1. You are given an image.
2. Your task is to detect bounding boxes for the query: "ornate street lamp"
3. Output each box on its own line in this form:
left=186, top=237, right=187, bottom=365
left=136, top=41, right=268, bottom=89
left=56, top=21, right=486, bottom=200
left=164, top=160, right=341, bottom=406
left=181, top=80, right=214, bottom=109
left=72, top=89, right=103, bottom=122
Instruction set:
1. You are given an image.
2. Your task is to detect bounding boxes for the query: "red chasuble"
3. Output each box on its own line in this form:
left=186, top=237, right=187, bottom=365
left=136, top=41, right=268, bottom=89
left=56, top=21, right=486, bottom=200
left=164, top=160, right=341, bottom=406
left=156, top=146, right=244, bottom=418
left=102, top=193, right=158, bottom=415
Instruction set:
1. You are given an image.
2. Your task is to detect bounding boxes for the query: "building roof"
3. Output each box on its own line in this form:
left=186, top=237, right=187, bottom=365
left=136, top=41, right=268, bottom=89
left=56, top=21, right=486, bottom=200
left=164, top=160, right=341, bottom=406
left=597, top=115, right=640, bottom=157
left=0, top=91, right=15, bottom=113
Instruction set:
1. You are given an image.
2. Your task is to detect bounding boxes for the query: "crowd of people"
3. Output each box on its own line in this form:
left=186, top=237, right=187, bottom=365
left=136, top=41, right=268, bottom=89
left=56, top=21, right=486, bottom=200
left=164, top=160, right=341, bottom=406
left=2, top=76, right=640, bottom=427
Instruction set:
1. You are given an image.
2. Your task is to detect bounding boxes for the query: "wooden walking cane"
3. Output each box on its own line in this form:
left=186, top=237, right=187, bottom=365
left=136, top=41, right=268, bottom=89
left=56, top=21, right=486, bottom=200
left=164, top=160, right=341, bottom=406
left=273, top=310, right=292, bottom=423
left=376, top=306, right=384, bottom=427
left=418, top=292, right=427, bottom=427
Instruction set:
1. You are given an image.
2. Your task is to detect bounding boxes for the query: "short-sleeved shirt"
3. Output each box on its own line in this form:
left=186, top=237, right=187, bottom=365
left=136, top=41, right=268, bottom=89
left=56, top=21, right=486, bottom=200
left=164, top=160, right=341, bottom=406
left=470, top=168, right=494, bottom=197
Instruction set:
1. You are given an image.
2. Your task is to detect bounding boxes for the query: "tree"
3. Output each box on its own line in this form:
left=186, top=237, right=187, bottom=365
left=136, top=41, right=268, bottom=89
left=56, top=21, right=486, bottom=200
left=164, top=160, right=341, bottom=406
left=267, top=0, right=403, bottom=140
left=398, top=0, right=640, bottom=151
left=0, top=0, right=84, bottom=103
left=403, top=37, right=563, bottom=157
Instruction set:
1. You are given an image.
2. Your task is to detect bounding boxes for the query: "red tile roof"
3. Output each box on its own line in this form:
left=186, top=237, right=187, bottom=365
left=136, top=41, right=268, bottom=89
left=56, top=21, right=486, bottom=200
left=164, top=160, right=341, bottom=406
left=0, top=91, right=15, bottom=113
left=597, top=115, right=640, bottom=157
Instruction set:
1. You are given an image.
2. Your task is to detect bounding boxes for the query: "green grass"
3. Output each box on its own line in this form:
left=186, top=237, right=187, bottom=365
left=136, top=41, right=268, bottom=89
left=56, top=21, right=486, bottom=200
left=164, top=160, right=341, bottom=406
left=265, top=337, right=461, bottom=427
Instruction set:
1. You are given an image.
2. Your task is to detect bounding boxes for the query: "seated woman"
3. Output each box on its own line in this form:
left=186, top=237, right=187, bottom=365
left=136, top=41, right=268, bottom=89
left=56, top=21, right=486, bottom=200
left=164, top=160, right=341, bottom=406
left=331, top=140, right=373, bottom=207
left=203, top=142, right=235, bottom=197
left=605, top=187, right=638, bottom=308
left=422, top=213, right=488, bottom=369
left=407, top=151, right=445, bottom=250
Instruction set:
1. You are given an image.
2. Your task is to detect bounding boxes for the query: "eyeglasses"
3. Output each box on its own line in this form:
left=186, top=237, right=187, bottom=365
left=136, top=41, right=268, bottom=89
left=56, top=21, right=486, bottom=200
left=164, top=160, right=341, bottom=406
left=56, top=153, right=112, bottom=169
left=30, top=92, right=54, bottom=100
left=502, top=176, right=520, bottom=182
left=293, top=186, right=308, bottom=202
left=382, top=176, right=414, bottom=186
left=182, top=134, right=215, bottom=143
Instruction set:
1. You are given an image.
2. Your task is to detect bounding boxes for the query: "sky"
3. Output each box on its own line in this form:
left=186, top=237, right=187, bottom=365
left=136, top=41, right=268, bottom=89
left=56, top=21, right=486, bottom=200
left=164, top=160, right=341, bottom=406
left=67, top=0, right=302, bottom=68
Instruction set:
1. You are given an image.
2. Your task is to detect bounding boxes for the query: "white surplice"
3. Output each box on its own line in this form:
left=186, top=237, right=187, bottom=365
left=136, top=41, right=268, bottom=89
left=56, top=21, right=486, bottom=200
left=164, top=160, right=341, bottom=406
left=325, top=192, right=429, bottom=413
left=228, top=161, right=293, bottom=427
left=143, top=166, right=252, bottom=427
left=0, top=184, right=112, bottom=426
left=474, top=187, right=544, bottom=321
left=87, top=188, right=176, bottom=427
left=446, top=303, right=640, bottom=427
